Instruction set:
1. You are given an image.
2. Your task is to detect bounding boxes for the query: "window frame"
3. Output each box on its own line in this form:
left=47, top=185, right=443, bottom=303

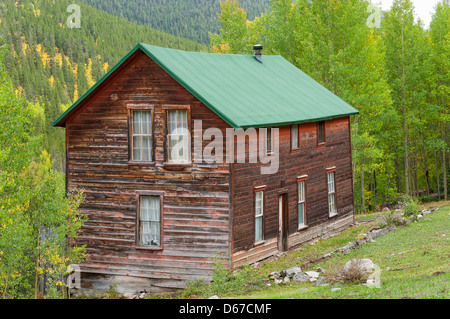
left=266, top=127, right=274, bottom=155
left=127, top=104, right=154, bottom=163
left=291, top=124, right=299, bottom=151
left=297, top=175, right=307, bottom=229
left=254, top=186, right=266, bottom=244
left=326, top=168, right=337, bottom=217
left=317, top=120, right=326, bottom=146
left=164, top=105, right=191, bottom=165
left=136, top=191, right=164, bottom=250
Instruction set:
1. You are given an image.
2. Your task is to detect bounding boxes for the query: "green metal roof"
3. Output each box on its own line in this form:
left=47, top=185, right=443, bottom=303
left=53, top=43, right=358, bottom=128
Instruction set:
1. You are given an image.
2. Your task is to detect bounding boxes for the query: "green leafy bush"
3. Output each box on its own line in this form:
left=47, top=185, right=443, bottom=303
left=0, top=45, right=86, bottom=299
left=403, top=195, right=420, bottom=216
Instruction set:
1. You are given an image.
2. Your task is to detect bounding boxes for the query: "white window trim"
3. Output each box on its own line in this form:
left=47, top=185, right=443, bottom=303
left=298, top=180, right=306, bottom=228
left=167, top=109, right=191, bottom=164
left=327, top=171, right=337, bottom=217
left=139, top=195, right=161, bottom=248
left=131, top=110, right=153, bottom=162
left=255, top=190, right=264, bottom=243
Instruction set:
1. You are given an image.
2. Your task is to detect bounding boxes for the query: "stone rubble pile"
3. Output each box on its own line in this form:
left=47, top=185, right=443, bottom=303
left=268, top=266, right=327, bottom=286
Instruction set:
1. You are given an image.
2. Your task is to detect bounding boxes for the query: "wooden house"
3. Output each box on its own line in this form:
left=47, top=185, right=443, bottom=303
left=53, top=43, right=359, bottom=293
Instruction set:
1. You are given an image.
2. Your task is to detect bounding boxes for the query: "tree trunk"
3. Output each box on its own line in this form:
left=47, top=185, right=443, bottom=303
left=442, top=124, right=447, bottom=200
left=404, top=118, right=410, bottom=196
left=360, top=170, right=365, bottom=214
left=413, top=130, right=419, bottom=196
left=420, top=129, right=430, bottom=195
left=373, top=170, right=378, bottom=208
left=435, top=150, right=440, bottom=199
left=396, top=155, right=401, bottom=192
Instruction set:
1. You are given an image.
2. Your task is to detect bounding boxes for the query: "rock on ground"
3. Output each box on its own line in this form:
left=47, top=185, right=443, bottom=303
left=314, top=276, right=328, bottom=287
left=293, top=272, right=311, bottom=283
left=284, top=266, right=302, bottom=278
left=344, top=258, right=375, bottom=273
left=304, top=271, right=320, bottom=278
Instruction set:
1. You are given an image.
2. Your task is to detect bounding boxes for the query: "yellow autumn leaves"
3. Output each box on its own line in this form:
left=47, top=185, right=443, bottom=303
left=17, top=42, right=109, bottom=100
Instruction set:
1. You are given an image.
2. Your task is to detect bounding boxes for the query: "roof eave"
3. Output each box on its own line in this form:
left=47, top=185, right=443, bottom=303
left=237, top=111, right=359, bottom=129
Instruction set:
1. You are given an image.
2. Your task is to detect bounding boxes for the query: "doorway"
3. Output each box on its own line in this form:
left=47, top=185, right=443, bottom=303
left=278, top=193, right=288, bottom=252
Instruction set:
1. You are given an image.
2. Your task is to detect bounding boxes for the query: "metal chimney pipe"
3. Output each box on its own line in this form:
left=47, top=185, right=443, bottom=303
left=253, top=44, right=263, bottom=63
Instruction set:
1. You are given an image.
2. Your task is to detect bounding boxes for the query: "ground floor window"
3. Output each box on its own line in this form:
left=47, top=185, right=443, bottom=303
left=255, top=189, right=264, bottom=242
left=298, top=179, right=306, bottom=227
left=327, top=169, right=337, bottom=216
left=138, top=195, right=161, bottom=247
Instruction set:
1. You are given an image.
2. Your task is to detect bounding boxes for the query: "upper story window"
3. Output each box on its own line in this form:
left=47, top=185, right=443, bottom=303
left=266, top=127, right=273, bottom=154
left=167, top=109, right=190, bottom=163
left=131, top=110, right=152, bottom=161
left=317, top=121, right=325, bottom=145
left=291, top=124, right=299, bottom=150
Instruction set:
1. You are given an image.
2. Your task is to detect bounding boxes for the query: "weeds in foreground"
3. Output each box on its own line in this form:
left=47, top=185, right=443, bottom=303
left=402, top=195, right=421, bottom=220
left=182, top=255, right=266, bottom=298
left=377, top=212, right=408, bottom=228
left=324, top=260, right=371, bottom=284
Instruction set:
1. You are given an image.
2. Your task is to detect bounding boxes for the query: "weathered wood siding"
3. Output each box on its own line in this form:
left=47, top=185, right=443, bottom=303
left=231, top=117, right=354, bottom=266
left=65, top=50, right=231, bottom=289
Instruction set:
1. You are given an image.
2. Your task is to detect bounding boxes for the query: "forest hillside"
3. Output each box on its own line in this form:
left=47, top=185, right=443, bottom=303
left=80, top=0, right=270, bottom=44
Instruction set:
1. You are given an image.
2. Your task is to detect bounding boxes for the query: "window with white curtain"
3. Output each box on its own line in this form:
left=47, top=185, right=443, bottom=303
left=298, top=180, right=306, bottom=227
left=132, top=110, right=152, bottom=161
left=139, top=196, right=161, bottom=247
left=167, top=110, right=190, bottom=163
left=255, top=190, right=264, bottom=242
left=327, top=171, right=337, bottom=216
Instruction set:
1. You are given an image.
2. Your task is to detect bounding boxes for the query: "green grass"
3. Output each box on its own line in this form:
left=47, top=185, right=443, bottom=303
left=172, top=201, right=449, bottom=299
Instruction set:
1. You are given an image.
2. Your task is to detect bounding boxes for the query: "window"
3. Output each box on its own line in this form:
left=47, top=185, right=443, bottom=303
left=138, top=195, right=161, bottom=247
left=327, top=170, right=337, bottom=216
left=291, top=124, right=299, bottom=150
left=255, top=190, right=264, bottom=242
left=318, top=121, right=325, bottom=144
left=298, top=180, right=306, bottom=227
left=131, top=110, right=152, bottom=161
left=266, top=127, right=273, bottom=154
left=167, top=110, right=190, bottom=163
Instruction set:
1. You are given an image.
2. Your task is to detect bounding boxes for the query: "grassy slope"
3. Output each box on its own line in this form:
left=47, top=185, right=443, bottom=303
left=234, top=201, right=449, bottom=299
